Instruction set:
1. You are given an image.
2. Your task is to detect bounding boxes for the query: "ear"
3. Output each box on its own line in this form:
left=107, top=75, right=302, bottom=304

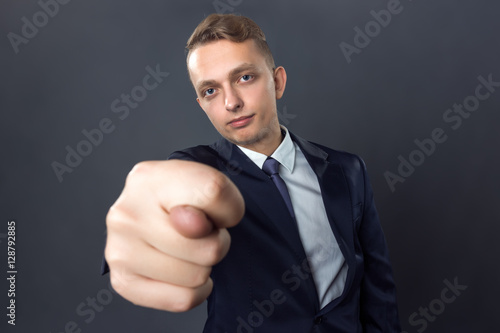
left=273, top=66, right=287, bottom=100
left=196, top=97, right=206, bottom=113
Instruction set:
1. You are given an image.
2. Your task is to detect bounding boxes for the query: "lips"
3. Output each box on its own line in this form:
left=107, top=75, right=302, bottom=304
left=228, top=115, right=254, bottom=128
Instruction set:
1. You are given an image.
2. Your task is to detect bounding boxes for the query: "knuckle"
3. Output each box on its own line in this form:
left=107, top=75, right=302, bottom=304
left=200, top=237, right=226, bottom=266
left=109, top=270, right=132, bottom=296
left=125, top=161, right=155, bottom=185
left=131, top=161, right=155, bottom=174
left=105, top=205, right=123, bottom=228
left=169, top=290, right=201, bottom=312
left=105, top=204, right=137, bottom=234
left=104, top=244, right=127, bottom=268
left=202, top=171, right=228, bottom=202
left=103, top=244, right=115, bottom=264
left=186, top=267, right=211, bottom=288
left=104, top=234, right=136, bottom=270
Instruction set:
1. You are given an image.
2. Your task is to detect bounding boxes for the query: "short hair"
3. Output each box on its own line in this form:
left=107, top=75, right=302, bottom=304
left=186, top=14, right=275, bottom=70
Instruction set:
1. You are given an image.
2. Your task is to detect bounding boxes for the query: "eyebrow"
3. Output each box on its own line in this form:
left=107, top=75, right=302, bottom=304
left=196, top=63, right=260, bottom=93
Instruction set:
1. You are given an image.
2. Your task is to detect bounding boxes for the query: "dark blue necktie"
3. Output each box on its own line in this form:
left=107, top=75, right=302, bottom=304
left=262, top=157, right=295, bottom=219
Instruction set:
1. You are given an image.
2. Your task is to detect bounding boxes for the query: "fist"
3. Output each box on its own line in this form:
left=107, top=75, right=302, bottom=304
left=105, top=160, right=245, bottom=312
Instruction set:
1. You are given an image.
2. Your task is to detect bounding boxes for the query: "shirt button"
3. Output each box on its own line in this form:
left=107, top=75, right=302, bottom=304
left=314, top=316, right=324, bottom=324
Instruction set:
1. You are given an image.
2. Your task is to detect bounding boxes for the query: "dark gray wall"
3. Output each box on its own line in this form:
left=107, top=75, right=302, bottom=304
left=1, top=0, right=498, bottom=332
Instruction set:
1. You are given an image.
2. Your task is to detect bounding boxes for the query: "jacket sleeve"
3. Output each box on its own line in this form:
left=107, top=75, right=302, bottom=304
left=355, top=156, right=402, bottom=332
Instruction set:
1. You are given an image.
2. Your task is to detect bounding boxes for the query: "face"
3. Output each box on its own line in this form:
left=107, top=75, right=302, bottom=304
left=187, top=39, right=287, bottom=154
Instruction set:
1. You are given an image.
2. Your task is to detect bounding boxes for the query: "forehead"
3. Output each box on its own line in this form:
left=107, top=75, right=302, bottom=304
left=187, top=39, right=267, bottom=85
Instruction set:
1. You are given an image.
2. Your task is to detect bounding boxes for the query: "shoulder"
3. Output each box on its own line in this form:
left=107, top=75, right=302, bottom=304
left=309, top=141, right=366, bottom=173
left=291, top=131, right=366, bottom=176
left=167, top=140, right=225, bottom=170
left=303, top=140, right=371, bottom=204
left=168, top=144, right=216, bottom=160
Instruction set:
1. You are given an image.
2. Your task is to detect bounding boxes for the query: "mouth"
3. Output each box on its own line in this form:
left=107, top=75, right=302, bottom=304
left=228, top=115, right=254, bottom=128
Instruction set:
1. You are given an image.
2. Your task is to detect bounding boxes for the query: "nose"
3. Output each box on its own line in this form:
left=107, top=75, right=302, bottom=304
left=225, top=87, right=243, bottom=112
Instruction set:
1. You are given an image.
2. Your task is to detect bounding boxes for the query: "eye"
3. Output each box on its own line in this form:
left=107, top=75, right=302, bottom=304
left=240, top=74, right=253, bottom=82
left=204, top=88, right=215, bottom=97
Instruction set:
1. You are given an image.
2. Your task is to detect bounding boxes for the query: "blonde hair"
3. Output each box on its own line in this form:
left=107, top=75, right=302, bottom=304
left=186, top=13, right=275, bottom=69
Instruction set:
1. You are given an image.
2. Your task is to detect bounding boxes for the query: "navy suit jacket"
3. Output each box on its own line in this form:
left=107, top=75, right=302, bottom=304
left=166, top=132, right=401, bottom=333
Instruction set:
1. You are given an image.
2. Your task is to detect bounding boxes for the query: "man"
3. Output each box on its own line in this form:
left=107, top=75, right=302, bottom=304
left=103, top=14, right=401, bottom=332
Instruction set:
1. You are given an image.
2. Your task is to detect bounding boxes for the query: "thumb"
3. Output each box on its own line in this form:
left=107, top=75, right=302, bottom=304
left=169, top=205, right=214, bottom=239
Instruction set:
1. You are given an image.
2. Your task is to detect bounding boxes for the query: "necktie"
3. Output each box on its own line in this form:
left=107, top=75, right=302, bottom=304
left=262, top=157, right=295, bottom=219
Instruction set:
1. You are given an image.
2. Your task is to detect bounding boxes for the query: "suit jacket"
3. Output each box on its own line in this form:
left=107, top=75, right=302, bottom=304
left=167, top=132, right=401, bottom=333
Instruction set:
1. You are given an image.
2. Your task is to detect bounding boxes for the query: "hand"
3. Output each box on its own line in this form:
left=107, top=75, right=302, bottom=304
left=104, top=160, right=245, bottom=312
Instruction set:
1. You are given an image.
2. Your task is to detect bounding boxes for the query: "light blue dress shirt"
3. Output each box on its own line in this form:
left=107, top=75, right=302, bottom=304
left=237, top=126, right=348, bottom=309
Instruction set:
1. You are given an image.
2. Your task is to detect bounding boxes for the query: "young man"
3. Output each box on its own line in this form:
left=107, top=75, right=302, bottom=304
left=104, top=14, right=401, bottom=332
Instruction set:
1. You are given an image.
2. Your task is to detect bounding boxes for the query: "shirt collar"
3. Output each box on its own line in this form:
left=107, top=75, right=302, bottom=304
left=236, top=125, right=296, bottom=172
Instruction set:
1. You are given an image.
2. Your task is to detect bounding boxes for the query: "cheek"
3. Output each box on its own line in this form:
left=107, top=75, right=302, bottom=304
left=249, top=82, right=275, bottom=110
left=205, top=103, right=225, bottom=128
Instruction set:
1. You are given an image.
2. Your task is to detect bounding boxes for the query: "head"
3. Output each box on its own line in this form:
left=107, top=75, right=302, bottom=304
left=186, top=14, right=287, bottom=155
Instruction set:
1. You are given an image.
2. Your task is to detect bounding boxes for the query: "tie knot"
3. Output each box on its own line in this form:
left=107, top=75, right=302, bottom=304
left=262, top=157, right=280, bottom=176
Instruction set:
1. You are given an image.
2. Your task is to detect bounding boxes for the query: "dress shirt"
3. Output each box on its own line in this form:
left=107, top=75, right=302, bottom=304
left=237, top=126, right=348, bottom=308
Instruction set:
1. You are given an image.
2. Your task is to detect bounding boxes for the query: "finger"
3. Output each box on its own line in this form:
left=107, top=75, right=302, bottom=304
left=107, top=191, right=232, bottom=267
left=145, top=222, right=232, bottom=267
left=129, top=242, right=212, bottom=288
left=110, top=271, right=213, bottom=313
left=128, top=160, right=245, bottom=229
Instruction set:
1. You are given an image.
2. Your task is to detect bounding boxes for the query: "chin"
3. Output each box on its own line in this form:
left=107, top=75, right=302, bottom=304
left=223, top=131, right=257, bottom=146
left=226, top=135, right=256, bottom=147
left=223, top=123, right=273, bottom=147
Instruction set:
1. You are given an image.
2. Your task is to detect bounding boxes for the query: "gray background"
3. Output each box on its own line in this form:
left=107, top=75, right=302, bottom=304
left=1, top=0, right=498, bottom=332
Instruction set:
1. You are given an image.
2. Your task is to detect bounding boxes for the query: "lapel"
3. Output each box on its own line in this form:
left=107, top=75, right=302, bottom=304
left=211, top=138, right=308, bottom=263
